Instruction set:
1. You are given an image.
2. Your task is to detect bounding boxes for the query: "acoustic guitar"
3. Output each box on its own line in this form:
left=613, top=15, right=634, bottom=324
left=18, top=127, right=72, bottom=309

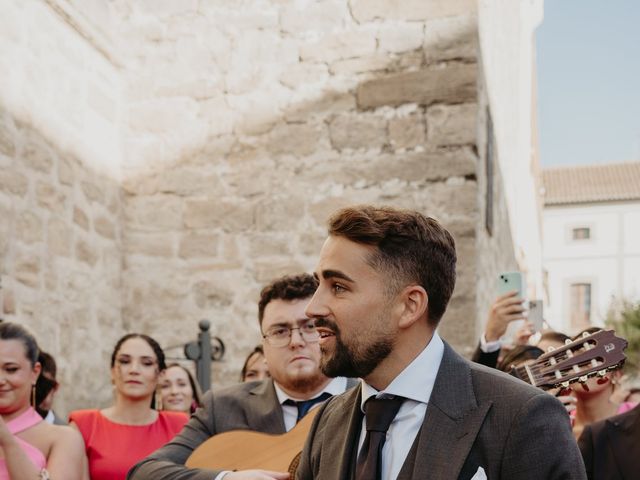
left=186, top=407, right=318, bottom=475
left=510, top=329, right=627, bottom=390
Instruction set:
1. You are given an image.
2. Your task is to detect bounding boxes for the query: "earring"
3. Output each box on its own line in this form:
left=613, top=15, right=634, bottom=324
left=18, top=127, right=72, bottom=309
left=31, top=384, right=36, bottom=407
left=155, top=392, right=163, bottom=411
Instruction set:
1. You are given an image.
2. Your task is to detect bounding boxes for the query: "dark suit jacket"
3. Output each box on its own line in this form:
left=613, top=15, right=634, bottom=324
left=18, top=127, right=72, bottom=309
left=470, top=341, right=500, bottom=369
left=578, top=404, right=640, bottom=480
left=297, top=342, right=586, bottom=480
left=128, top=378, right=355, bottom=480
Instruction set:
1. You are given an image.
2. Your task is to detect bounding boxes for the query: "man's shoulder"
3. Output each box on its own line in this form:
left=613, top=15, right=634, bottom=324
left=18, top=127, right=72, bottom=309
left=467, top=358, right=547, bottom=402
left=203, top=379, right=274, bottom=406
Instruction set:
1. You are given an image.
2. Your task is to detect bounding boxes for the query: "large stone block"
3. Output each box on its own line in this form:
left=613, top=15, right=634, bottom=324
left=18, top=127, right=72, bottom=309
left=184, top=199, right=254, bottom=231
left=125, top=194, right=183, bottom=231
left=356, top=63, right=477, bottom=109
left=426, top=103, right=477, bottom=147
left=94, top=216, right=117, bottom=240
left=15, top=256, right=40, bottom=288
left=81, top=179, right=106, bottom=204
left=266, top=122, right=324, bottom=157
left=280, top=1, right=347, bottom=34
left=279, top=63, right=330, bottom=90
left=16, top=211, right=43, bottom=244
left=58, top=157, right=75, bottom=186
left=424, top=14, right=477, bottom=63
left=329, top=54, right=389, bottom=75
left=339, top=148, right=477, bottom=185
left=377, top=23, right=425, bottom=53
left=192, top=280, right=234, bottom=309
left=75, top=239, right=99, bottom=266
left=36, top=182, right=68, bottom=214
left=329, top=113, right=388, bottom=151
left=350, top=0, right=477, bottom=22
left=388, top=112, right=426, bottom=149
left=253, top=257, right=306, bottom=284
left=0, top=170, right=28, bottom=196
left=0, top=116, right=16, bottom=157
left=254, top=198, right=306, bottom=232
left=22, top=134, right=54, bottom=174
left=249, top=235, right=292, bottom=257
left=178, top=232, right=219, bottom=259
left=300, top=30, right=377, bottom=63
left=73, top=207, right=90, bottom=231
left=156, top=167, right=222, bottom=196
left=47, top=217, right=73, bottom=257
left=124, top=232, right=175, bottom=257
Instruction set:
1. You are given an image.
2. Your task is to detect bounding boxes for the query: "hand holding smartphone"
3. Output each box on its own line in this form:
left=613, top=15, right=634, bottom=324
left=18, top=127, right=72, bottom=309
left=495, top=272, right=526, bottom=344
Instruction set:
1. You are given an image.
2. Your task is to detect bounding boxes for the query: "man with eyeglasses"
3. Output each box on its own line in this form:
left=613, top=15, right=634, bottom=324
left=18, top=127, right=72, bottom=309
left=128, top=273, right=352, bottom=480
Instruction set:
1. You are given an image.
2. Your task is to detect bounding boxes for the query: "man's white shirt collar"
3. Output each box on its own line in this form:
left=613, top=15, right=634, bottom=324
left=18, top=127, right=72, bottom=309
left=360, top=331, right=444, bottom=409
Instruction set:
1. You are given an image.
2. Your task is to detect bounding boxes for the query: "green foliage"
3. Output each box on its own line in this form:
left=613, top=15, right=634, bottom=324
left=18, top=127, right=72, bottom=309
left=605, top=298, right=640, bottom=376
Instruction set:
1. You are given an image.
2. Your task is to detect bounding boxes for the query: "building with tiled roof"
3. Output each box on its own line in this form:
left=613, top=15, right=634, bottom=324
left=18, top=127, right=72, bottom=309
left=542, top=162, right=640, bottom=206
left=542, top=162, right=640, bottom=333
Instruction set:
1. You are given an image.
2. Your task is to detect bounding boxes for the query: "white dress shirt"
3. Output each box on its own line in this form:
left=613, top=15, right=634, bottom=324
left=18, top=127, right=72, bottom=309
left=358, top=332, right=444, bottom=480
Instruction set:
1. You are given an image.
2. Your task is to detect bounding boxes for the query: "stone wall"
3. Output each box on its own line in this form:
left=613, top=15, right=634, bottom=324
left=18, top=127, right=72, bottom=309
left=114, top=0, right=486, bottom=384
left=0, top=0, right=534, bottom=414
left=0, top=110, right=124, bottom=414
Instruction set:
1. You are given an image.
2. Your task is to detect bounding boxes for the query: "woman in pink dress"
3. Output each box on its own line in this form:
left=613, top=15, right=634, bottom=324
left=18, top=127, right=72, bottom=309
left=69, top=334, right=187, bottom=480
left=0, top=322, right=85, bottom=480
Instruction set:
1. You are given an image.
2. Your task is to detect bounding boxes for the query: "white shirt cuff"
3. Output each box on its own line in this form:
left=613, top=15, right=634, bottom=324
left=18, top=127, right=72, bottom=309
left=215, top=472, right=230, bottom=480
left=479, top=334, right=501, bottom=353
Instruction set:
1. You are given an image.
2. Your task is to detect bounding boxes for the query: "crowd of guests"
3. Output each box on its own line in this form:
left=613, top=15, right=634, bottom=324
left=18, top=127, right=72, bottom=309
left=1, top=204, right=638, bottom=480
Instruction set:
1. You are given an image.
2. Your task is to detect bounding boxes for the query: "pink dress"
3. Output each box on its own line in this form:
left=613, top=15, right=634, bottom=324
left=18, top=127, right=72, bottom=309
left=0, top=408, right=46, bottom=480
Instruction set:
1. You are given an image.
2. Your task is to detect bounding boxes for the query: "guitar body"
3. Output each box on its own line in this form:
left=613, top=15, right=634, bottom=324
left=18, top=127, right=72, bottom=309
left=186, top=409, right=318, bottom=474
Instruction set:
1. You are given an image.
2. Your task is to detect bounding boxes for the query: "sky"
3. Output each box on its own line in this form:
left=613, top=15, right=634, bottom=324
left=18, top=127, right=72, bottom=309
left=536, top=0, right=640, bottom=167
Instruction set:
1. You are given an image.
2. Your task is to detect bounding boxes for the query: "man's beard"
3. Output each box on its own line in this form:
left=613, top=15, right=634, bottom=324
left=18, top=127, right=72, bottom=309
left=318, top=319, right=394, bottom=379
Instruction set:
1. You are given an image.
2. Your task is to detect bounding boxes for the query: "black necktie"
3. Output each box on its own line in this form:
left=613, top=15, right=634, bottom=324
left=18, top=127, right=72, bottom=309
left=356, top=396, right=404, bottom=480
left=285, top=391, right=332, bottom=422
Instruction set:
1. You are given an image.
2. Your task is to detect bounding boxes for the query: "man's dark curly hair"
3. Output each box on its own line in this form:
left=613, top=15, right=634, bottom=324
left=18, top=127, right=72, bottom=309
left=328, top=205, right=456, bottom=326
left=258, top=273, right=318, bottom=326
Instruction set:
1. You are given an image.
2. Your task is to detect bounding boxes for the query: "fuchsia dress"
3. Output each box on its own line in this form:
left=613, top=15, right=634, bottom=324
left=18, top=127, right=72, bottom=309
left=0, top=408, right=46, bottom=480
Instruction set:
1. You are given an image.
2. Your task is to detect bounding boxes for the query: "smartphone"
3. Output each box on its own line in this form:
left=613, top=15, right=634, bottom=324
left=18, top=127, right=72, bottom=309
left=497, top=272, right=526, bottom=345
left=528, top=300, right=544, bottom=332
left=497, top=272, right=525, bottom=298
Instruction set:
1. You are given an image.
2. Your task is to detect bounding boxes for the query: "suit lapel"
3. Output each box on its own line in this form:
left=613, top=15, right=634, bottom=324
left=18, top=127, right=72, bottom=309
left=246, top=379, right=287, bottom=434
left=400, top=343, right=491, bottom=480
left=317, top=385, right=363, bottom=480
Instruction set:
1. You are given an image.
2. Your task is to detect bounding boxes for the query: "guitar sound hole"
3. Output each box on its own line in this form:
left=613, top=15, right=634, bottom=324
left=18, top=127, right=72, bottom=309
left=289, top=452, right=302, bottom=475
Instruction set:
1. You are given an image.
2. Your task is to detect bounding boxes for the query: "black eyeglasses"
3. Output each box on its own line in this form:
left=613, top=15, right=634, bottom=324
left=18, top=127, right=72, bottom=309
left=262, top=320, right=320, bottom=348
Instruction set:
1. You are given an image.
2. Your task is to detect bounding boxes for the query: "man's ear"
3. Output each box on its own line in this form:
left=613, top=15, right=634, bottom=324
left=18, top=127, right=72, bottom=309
left=397, top=285, right=428, bottom=329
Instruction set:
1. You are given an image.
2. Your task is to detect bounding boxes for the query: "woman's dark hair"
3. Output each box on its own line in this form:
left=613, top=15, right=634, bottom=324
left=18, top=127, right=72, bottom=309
left=111, top=333, right=166, bottom=371
left=0, top=322, right=39, bottom=366
left=497, top=345, right=545, bottom=374
left=164, top=363, right=203, bottom=412
left=241, top=345, right=264, bottom=381
left=571, top=327, right=602, bottom=341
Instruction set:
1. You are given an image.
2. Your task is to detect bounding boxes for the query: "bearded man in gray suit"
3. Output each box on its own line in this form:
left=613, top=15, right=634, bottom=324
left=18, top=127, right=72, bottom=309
left=298, top=205, right=586, bottom=480
left=128, top=273, right=351, bottom=480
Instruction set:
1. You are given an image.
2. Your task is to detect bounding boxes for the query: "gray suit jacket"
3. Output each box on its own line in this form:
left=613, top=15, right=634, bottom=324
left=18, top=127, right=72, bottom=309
left=297, top=343, right=587, bottom=480
left=128, top=378, right=356, bottom=480
left=127, top=379, right=287, bottom=480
